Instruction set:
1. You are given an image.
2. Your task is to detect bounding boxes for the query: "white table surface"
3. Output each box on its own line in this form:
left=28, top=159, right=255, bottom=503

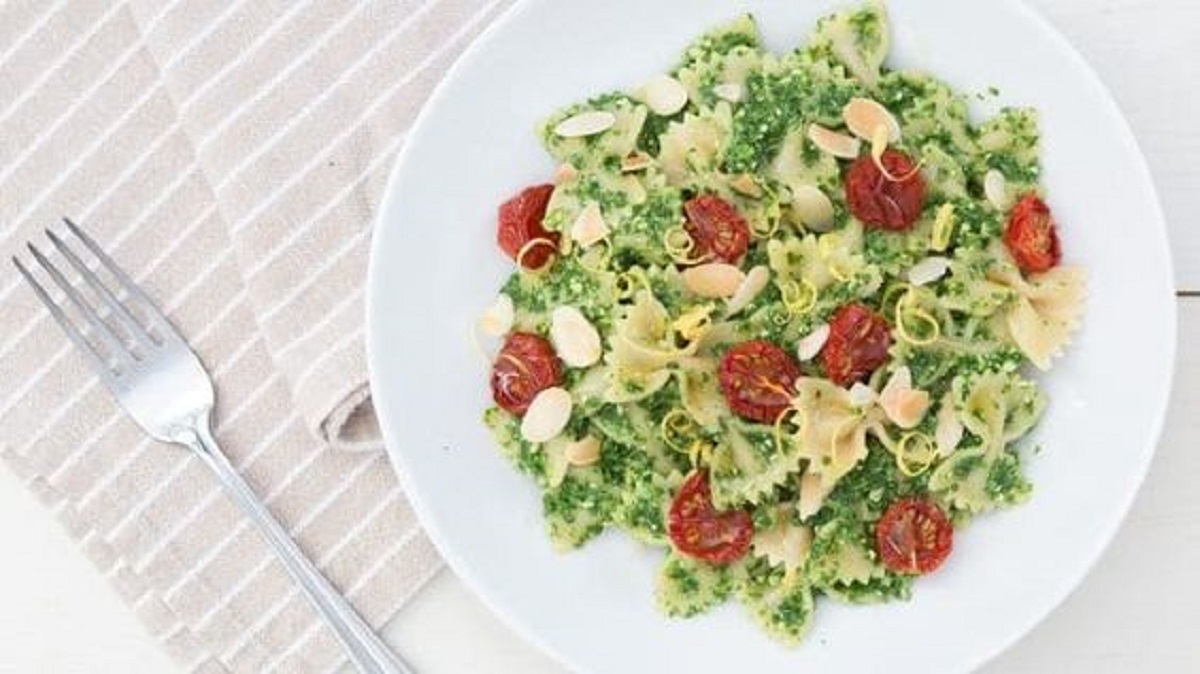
left=3, top=0, right=1198, bottom=671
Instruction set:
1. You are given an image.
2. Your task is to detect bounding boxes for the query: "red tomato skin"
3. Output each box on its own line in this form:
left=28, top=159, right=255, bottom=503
left=668, top=471, right=754, bottom=565
left=497, top=184, right=560, bottom=270
left=490, top=332, right=563, bottom=416
left=821, top=304, right=892, bottom=387
left=718, top=340, right=803, bottom=424
left=844, top=150, right=926, bottom=232
left=1004, top=194, right=1062, bottom=274
left=683, top=195, right=752, bottom=264
left=875, top=498, right=954, bottom=575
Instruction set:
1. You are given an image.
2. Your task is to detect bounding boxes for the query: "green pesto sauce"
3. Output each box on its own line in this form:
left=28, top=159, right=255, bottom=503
left=483, top=1, right=1064, bottom=646
left=725, top=66, right=859, bottom=173
left=543, top=472, right=618, bottom=548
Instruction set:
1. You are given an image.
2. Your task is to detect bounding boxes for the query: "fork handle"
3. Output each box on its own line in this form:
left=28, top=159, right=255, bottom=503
left=185, top=422, right=412, bottom=674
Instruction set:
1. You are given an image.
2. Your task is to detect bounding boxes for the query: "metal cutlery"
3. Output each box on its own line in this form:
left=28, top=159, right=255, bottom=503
left=13, top=219, right=411, bottom=674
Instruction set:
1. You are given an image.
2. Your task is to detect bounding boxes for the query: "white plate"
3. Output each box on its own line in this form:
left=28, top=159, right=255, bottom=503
left=367, top=1, right=1176, bottom=671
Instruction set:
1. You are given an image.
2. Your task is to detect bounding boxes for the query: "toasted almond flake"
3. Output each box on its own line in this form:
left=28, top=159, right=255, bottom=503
left=520, top=387, right=573, bottom=443
left=569, top=202, right=609, bottom=248
left=895, top=391, right=930, bottom=428
left=638, top=74, right=689, bottom=116
left=843, top=98, right=901, bottom=142
left=554, top=110, right=616, bottom=138
left=880, top=367, right=931, bottom=429
left=479, top=294, right=514, bottom=337
left=564, top=436, right=602, bottom=467
left=935, top=393, right=964, bottom=456
left=807, top=124, right=861, bottom=159
left=726, top=265, right=770, bottom=315
left=729, top=174, right=763, bottom=198
left=713, top=82, right=744, bottom=103
left=908, top=256, right=951, bottom=287
left=984, top=169, right=1012, bottom=211
left=682, top=263, right=747, bottom=299
left=848, top=382, right=878, bottom=408
left=790, top=184, right=836, bottom=232
left=554, top=163, right=578, bottom=184
left=621, top=151, right=653, bottom=173
left=550, top=306, right=602, bottom=368
left=796, top=323, right=831, bottom=362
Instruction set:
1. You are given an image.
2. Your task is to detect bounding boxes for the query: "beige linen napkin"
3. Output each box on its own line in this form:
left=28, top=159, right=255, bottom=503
left=0, top=0, right=510, bottom=671
left=144, top=0, right=515, bottom=452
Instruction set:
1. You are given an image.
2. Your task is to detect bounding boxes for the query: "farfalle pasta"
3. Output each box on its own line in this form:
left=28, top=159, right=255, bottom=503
left=480, top=0, right=1085, bottom=645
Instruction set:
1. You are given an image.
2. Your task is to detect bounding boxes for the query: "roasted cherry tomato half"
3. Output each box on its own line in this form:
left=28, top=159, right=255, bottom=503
left=490, top=332, right=563, bottom=416
left=845, top=150, right=926, bottom=232
left=875, top=497, right=954, bottom=575
left=668, top=471, right=754, bottom=565
left=1004, top=193, right=1062, bottom=274
left=683, top=195, right=751, bottom=264
left=497, top=184, right=560, bottom=270
left=821, top=303, right=892, bottom=387
left=718, top=340, right=802, bottom=424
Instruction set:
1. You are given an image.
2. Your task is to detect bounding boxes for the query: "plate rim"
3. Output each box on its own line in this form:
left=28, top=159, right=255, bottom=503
left=365, top=0, right=1178, bottom=670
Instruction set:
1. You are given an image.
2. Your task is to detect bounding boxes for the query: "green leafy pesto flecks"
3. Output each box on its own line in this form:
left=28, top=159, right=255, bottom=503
left=483, top=1, right=1080, bottom=647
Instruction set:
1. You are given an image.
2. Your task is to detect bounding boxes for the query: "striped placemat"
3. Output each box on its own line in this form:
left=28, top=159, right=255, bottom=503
left=0, top=0, right=512, bottom=671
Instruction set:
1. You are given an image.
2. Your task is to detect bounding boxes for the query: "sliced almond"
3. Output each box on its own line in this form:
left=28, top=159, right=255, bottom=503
left=935, top=393, right=964, bottom=456
left=638, top=74, right=689, bottom=116
left=726, top=265, right=770, bottom=315
left=808, top=124, right=861, bottom=159
left=796, top=323, right=831, bottom=362
left=520, top=387, right=573, bottom=443
left=880, top=367, right=931, bottom=429
left=984, top=169, right=1012, bottom=211
left=550, top=306, right=602, bottom=368
left=908, top=256, right=951, bottom=287
left=892, top=390, right=931, bottom=429
left=790, top=184, right=836, bottom=232
left=554, top=163, right=578, bottom=185
left=564, top=436, right=602, bottom=467
left=729, top=174, right=763, bottom=199
left=713, top=82, right=744, bottom=103
left=682, top=263, right=747, bottom=299
left=843, top=98, right=901, bottom=142
left=554, top=110, right=617, bottom=138
left=848, top=382, right=878, bottom=408
left=569, top=202, right=609, bottom=248
left=621, top=151, right=653, bottom=173
left=479, top=294, right=514, bottom=337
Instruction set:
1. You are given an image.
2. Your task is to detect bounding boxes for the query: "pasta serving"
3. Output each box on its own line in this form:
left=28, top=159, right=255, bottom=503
left=478, top=0, right=1086, bottom=643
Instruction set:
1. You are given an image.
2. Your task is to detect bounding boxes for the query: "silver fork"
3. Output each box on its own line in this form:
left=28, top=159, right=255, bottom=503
left=13, top=219, right=411, bottom=674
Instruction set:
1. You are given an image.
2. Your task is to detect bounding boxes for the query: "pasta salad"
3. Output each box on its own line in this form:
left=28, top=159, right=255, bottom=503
left=478, top=0, right=1086, bottom=644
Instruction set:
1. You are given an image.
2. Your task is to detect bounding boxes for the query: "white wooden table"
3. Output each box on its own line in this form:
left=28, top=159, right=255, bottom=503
left=2, top=1, right=1198, bottom=671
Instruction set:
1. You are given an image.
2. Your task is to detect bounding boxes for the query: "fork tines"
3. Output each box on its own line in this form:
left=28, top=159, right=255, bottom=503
left=12, top=219, right=171, bottom=381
